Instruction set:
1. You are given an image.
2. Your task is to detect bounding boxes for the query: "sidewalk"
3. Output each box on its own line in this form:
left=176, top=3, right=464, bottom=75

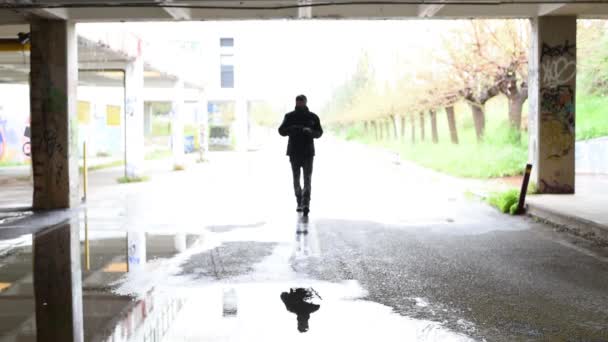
left=526, top=175, right=608, bottom=244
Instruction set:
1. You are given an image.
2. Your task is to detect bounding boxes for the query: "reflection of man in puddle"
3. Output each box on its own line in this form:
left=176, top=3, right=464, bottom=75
left=280, top=288, right=321, bottom=332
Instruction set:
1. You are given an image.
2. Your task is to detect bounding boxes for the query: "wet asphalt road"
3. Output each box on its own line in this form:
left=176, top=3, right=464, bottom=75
left=85, top=137, right=608, bottom=341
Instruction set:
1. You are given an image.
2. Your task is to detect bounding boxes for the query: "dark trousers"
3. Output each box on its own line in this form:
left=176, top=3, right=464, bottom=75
left=290, top=155, right=314, bottom=207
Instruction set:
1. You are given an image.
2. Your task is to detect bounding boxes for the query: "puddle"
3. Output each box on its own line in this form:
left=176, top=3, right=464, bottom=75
left=162, top=280, right=475, bottom=341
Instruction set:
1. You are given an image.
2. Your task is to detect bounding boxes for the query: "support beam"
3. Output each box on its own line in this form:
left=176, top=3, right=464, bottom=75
left=197, top=91, right=209, bottom=161
left=33, top=220, right=84, bottom=342
left=298, top=0, right=312, bottom=19
left=528, top=16, right=576, bottom=194
left=538, top=4, right=566, bottom=16
left=418, top=4, right=444, bottom=17
left=171, top=78, right=185, bottom=168
left=124, top=49, right=145, bottom=179
left=30, top=20, right=80, bottom=209
left=234, top=98, right=249, bottom=152
left=161, top=1, right=192, bottom=20
left=26, top=8, right=70, bottom=20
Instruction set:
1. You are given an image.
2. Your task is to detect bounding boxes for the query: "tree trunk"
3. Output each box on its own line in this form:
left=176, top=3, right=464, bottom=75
left=364, top=121, right=369, bottom=136
left=429, top=109, right=439, bottom=144
left=419, top=112, right=426, bottom=142
left=371, top=121, right=378, bottom=140
left=469, top=103, right=485, bottom=143
left=507, top=94, right=526, bottom=142
left=410, top=113, right=416, bottom=144
left=400, top=116, right=406, bottom=141
left=385, top=119, right=392, bottom=140
left=379, top=120, right=385, bottom=140
left=445, top=106, right=459, bottom=144
left=390, top=115, right=399, bottom=140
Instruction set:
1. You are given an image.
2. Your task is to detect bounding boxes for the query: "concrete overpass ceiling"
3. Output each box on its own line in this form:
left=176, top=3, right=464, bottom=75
left=2, top=1, right=608, bottom=21
left=5, top=1, right=608, bottom=20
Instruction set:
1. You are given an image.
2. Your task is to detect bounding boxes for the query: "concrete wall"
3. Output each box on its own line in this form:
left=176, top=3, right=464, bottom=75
left=576, top=137, right=608, bottom=174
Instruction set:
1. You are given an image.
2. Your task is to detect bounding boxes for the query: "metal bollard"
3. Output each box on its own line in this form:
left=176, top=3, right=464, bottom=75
left=515, top=163, right=533, bottom=215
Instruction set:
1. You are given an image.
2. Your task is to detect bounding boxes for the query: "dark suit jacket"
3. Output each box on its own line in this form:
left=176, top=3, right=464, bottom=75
left=278, top=107, right=323, bottom=157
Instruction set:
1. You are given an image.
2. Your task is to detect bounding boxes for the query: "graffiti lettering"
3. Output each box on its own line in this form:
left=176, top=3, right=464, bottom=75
left=541, top=57, right=576, bottom=88
left=540, top=41, right=575, bottom=61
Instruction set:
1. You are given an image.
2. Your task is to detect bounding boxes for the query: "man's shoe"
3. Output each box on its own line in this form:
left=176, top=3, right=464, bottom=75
left=296, top=205, right=303, bottom=212
left=302, top=207, right=310, bottom=216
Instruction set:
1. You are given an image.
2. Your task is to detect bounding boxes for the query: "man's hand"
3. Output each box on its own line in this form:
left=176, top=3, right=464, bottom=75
left=302, top=127, right=312, bottom=134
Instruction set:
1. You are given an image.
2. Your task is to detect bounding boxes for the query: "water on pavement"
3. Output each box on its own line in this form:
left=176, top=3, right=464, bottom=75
left=0, top=137, right=607, bottom=341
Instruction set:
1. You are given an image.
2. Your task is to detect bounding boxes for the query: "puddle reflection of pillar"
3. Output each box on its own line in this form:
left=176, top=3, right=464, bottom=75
left=174, top=233, right=187, bottom=252
left=127, top=231, right=147, bottom=272
left=84, top=208, right=90, bottom=271
left=33, top=219, right=84, bottom=342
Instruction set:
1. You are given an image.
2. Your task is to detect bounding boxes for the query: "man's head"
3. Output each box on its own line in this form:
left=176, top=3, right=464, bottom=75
left=295, top=94, right=307, bottom=109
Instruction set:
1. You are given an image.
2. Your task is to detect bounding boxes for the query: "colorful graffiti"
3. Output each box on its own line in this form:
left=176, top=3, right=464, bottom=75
left=538, top=39, right=576, bottom=193
left=0, top=117, right=30, bottom=163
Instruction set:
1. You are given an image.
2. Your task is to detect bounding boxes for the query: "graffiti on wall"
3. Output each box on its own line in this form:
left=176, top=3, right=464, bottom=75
left=539, top=40, right=576, bottom=193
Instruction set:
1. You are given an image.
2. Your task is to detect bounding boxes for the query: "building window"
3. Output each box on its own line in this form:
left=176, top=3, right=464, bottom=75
left=220, top=38, right=234, bottom=47
left=221, top=65, right=234, bottom=88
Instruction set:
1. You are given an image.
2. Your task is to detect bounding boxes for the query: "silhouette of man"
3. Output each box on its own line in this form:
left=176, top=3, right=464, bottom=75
left=278, top=95, right=323, bottom=216
left=280, top=288, right=321, bottom=333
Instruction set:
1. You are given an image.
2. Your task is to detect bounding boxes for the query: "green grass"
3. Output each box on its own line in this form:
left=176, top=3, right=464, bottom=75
left=487, top=189, right=520, bottom=214
left=145, top=149, right=172, bottom=160
left=152, top=121, right=171, bottom=136
left=342, top=95, right=529, bottom=179
left=576, top=94, right=608, bottom=140
left=398, top=141, right=528, bottom=178
left=0, top=161, right=26, bottom=167
left=81, top=160, right=123, bottom=172
left=116, top=175, right=149, bottom=184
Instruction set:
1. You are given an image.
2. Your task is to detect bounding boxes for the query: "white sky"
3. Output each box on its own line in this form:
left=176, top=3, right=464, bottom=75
left=80, top=20, right=456, bottom=112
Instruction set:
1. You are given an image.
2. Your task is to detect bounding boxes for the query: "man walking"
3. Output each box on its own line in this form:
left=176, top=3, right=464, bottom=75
left=278, top=95, right=323, bottom=216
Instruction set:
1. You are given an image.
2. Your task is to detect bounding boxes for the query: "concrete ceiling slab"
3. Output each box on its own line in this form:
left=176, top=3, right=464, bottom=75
left=2, top=0, right=608, bottom=21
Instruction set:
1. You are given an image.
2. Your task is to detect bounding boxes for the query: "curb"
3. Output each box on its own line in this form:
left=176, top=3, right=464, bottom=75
left=526, top=202, right=608, bottom=245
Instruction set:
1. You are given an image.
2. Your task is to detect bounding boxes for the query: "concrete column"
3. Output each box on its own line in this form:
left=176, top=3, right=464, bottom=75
left=528, top=17, right=576, bottom=193
left=197, top=91, right=209, bottom=161
left=171, top=78, right=185, bottom=168
left=144, top=102, right=153, bottom=136
left=33, top=220, right=84, bottom=342
left=233, top=98, right=248, bottom=152
left=124, top=50, right=145, bottom=179
left=30, top=20, right=79, bottom=209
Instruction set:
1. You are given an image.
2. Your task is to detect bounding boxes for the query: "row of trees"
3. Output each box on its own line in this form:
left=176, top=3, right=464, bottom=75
left=324, top=20, right=530, bottom=144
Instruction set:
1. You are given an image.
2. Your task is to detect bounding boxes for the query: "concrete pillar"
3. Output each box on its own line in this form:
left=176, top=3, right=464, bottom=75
left=233, top=98, right=248, bottom=152
left=30, top=20, right=79, bottom=210
left=197, top=91, right=209, bottom=161
left=144, top=102, right=153, bottom=136
left=124, top=50, right=145, bottom=179
left=33, top=220, right=84, bottom=342
left=171, top=79, right=185, bottom=168
left=528, top=17, right=576, bottom=194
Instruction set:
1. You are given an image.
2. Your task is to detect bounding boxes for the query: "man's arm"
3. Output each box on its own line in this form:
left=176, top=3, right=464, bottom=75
left=278, top=114, right=291, bottom=136
left=311, top=114, right=323, bottom=139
